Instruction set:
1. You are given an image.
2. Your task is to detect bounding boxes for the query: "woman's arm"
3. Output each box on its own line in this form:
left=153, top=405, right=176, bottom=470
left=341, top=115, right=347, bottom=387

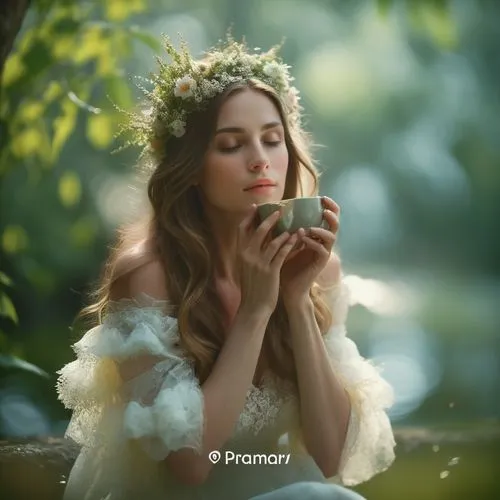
left=117, top=260, right=272, bottom=485
left=165, top=306, right=270, bottom=484
left=285, top=296, right=352, bottom=478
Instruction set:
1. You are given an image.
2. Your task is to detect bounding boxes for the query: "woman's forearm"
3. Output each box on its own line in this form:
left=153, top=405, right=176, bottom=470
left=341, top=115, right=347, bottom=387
left=165, top=307, right=269, bottom=482
left=286, top=297, right=351, bottom=478
left=201, top=308, right=269, bottom=451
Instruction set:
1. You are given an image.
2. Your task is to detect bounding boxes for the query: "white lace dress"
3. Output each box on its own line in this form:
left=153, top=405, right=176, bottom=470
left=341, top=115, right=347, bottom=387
left=56, top=280, right=395, bottom=500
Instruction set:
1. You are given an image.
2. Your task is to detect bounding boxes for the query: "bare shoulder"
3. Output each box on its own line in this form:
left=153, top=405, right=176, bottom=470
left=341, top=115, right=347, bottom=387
left=316, top=252, right=342, bottom=288
left=110, top=248, right=169, bottom=301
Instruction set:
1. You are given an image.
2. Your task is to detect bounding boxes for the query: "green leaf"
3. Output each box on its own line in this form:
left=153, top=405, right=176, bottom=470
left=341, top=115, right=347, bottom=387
left=18, top=42, right=53, bottom=88
left=0, top=272, right=13, bottom=287
left=0, top=354, right=49, bottom=378
left=105, top=0, right=146, bottom=22
left=58, top=171, right=81, bottom=207
left=2, top=225, right=29, bottom=254
left=51, top=16, right=81, bottom=35
left=11, top=128, right=45, bottom=159
left=376, top=0, right=393, bottom=16
left=128, top=26, right=162, bottom=53
left=0, top=292, right=18, bottom=324
left=2, top=54, right=26, bottom=87
left=18, top=101, right=46, bottom=121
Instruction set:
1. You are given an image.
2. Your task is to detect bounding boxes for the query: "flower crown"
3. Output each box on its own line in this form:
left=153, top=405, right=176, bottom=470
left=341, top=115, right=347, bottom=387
left=117, top=35, right=302, bottom=161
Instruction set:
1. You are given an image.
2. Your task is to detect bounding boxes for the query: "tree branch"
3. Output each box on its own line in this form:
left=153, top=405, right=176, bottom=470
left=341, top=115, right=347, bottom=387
left=0, top=0, right=31, bottom=82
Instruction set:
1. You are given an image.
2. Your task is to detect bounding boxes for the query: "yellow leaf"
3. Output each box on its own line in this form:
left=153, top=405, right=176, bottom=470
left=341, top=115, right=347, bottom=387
left=2, top=226, right=29, bottom=254
left=86, top=113, right=114, bottom=149
left=43, top=81, right=63, bottom=102
left=421, top=5, right=458, bottom=49
left=58, top=171, right=81, bottom=207
left=52, top=36, right=76, bottom=60
left=11, top=128, right=44, bottom=158
left=73, top=26, right=106, bottom=63
left=3, top=54, right=25, bottom=87
left=19, top=101, right=45, bottom=121
left=130, top=0, right=146, bottom=15
left=96, top=51, right=117, bottom=76
left=106, top=0, right=132, bottom=22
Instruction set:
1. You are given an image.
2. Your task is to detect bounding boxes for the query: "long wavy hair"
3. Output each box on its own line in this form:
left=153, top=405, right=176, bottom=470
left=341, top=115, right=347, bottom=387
left=80, top=79, right=333, bottom=385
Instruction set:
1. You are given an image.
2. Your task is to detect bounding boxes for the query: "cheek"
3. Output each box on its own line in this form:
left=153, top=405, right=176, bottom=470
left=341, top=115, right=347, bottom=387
left=204, top=154, right=239, bottom=189
left=273, top=146, right=289, bottom=174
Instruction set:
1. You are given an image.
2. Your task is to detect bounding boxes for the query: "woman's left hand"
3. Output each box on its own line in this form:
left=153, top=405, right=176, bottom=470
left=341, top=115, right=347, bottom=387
left=280, top=196, right=340, bottom=306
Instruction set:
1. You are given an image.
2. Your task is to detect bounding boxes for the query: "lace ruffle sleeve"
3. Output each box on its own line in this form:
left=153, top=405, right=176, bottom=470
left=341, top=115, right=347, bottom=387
left=322, top=278, right=396, bottom=486
left=56, top=296, right=204, bottom=461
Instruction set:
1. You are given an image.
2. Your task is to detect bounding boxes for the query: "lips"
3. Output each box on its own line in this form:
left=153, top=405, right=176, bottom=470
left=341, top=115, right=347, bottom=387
left=244, top=180, right=276, bottom=190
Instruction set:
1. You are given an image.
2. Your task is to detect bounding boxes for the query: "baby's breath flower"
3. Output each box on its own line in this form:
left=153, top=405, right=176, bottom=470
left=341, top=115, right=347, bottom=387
left=171, top=119, right=186, bottom=137
left=117, top=36, right=302, bottom=161
left=263, top=62, right=283, bottom=80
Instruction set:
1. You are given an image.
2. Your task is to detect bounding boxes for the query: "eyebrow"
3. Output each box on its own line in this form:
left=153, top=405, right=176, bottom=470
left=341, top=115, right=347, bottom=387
left=214, top=121, right=282, bottom=136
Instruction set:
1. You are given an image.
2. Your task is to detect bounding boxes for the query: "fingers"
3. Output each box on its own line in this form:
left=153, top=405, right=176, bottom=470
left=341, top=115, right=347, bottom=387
left=321, top=196, right=340, bottom=216
left=300, top=233, right=333, bottom=255
left=264, top=231, right=296, bottom=262
left=323, top=208, right=339, bottom=231
left=271, top=233, right=299, bottom=268
left=299, top=226, right=336, bottom=250
left=238, top=204, right=258, bottom=234
left=250, top=210, right=282, bottom=249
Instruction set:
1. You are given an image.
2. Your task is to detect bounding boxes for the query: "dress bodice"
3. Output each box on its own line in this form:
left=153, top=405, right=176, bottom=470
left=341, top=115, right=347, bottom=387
left=56, top=282, right=396, bottom=500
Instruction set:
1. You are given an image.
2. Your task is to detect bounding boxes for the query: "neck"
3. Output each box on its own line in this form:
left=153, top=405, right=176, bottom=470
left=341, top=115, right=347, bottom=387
left=204, top=206, right=246, bottom=286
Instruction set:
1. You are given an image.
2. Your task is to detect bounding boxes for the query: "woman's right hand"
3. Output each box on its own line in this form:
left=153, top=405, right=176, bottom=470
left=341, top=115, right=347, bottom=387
left=237, top=204, right=298, bottom=317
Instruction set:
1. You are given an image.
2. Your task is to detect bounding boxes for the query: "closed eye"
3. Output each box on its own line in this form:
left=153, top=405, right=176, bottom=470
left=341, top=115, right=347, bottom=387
left=219, top=145, right=241, bottom=153
left=264, top=140, right=282, bottom=147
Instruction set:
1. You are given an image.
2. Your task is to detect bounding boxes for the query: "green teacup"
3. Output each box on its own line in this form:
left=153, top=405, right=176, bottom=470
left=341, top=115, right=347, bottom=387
left=256, top=196, right=329, bottom=237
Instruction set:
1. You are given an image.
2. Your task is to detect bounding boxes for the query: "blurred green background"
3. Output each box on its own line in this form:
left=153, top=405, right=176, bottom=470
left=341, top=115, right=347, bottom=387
left=1, top=0, right=499, bottom=499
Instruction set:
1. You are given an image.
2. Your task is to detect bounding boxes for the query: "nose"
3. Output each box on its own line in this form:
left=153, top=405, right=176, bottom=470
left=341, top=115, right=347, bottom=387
left=249, top=158, right=269, bottom=171
left=247, top=140, right=270, bottom=171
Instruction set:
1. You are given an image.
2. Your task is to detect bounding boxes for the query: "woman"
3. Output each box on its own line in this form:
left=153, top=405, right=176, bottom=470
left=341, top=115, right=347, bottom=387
left=56, top=36, right=395, bottom=499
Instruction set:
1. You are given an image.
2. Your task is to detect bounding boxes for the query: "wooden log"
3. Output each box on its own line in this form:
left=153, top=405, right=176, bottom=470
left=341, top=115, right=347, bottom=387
left=1, top=425, right=499, bottom=500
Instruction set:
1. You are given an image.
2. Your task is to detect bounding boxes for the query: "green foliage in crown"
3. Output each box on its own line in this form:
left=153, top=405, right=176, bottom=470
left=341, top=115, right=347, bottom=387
left=116, top=35, right=302, bottom=160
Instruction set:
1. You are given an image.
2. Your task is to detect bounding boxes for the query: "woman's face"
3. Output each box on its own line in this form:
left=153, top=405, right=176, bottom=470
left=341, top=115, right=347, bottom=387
left=199, top=88, right=289, bottom=216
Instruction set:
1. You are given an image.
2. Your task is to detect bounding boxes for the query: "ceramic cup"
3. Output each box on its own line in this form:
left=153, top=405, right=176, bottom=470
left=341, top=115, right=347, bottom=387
left=256, top=196, right=329, bottom=237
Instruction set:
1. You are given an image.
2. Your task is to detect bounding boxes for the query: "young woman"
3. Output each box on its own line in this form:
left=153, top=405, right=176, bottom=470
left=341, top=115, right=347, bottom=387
left=57, top=37, right=395, bottom=499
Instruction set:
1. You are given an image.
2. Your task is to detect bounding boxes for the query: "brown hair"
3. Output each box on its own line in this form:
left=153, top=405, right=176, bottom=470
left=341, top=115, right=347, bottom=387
left=80, top=79, right=333, bottom=385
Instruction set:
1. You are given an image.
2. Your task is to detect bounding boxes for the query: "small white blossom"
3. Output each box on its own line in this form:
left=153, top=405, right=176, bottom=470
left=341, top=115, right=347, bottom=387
left=200, top=80, right=218, bottom=99
left=263, top=62, right=284, bottom=80
left=170, top=119, right=186, bottom=137
left=174, top=75, right=197, bottom=99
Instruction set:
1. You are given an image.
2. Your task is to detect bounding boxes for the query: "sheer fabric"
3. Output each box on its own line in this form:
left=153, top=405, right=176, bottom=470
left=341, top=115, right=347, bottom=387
left=56, top=280, right=395, bottom=499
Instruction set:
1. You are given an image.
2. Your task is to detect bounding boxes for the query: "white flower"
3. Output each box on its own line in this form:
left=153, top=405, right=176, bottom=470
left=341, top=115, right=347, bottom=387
left=170, top=119, right=186, bottom=137
left=263, top=62, right=283, bottom=80
left=200, top=80, right=218, bottom=99
left=174, top=75, right=197, bottom=99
